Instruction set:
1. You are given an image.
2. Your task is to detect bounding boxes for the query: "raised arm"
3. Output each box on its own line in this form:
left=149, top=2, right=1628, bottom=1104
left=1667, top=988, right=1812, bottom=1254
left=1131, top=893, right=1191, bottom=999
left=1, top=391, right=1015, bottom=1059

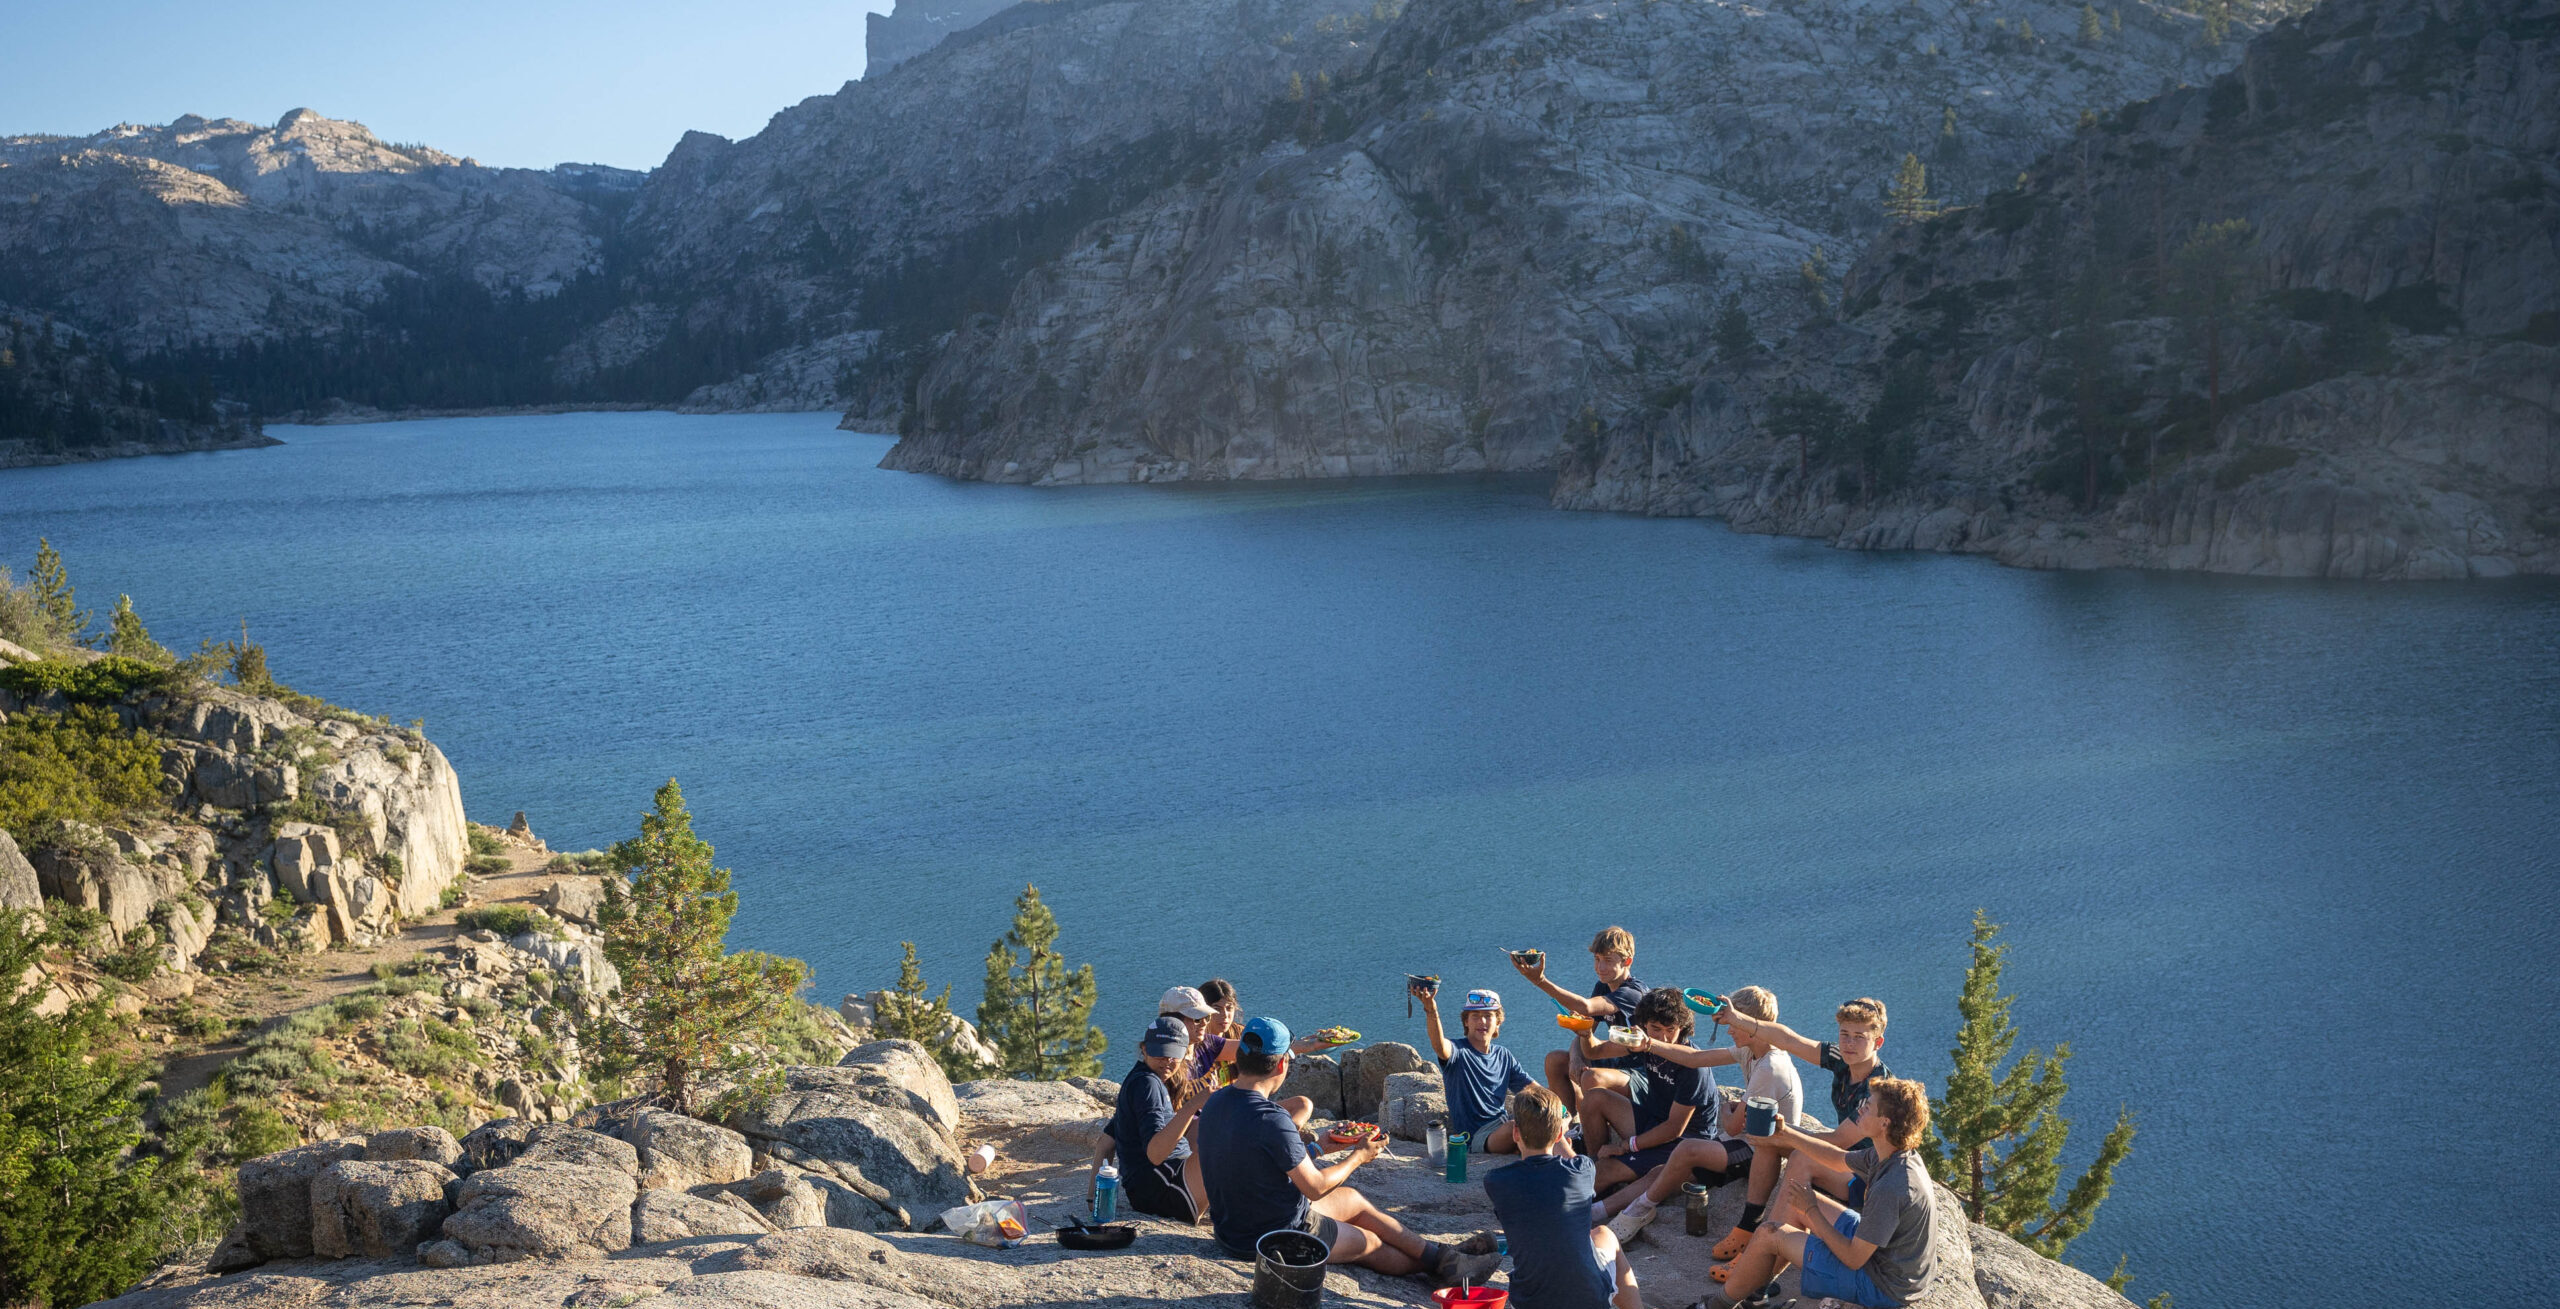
left=1415, top=985, right=1454, bottom=1063
left=1616, top=1031, right=1737, bottom=1070
left=1755, top=1119, right=1852, bottom=1172
left=1146, top=1081, right=1215, bottom=1166
left=1718, top=1009, right=1824, bottom=1065
left=1512, top=952, right=1612, bottom=1017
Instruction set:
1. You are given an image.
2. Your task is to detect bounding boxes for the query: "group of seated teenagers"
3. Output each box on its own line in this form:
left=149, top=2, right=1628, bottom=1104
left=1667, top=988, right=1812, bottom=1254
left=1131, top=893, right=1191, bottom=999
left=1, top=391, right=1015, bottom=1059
left=1091, top=929, right=1942, bottom=1309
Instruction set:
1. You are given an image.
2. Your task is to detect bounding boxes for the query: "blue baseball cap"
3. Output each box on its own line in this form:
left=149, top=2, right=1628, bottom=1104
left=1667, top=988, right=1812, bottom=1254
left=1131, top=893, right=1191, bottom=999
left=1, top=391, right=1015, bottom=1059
left=1142, top=1015, right=1189, bottom=1058
left=1239, top=1016, right=1292, bottom=1056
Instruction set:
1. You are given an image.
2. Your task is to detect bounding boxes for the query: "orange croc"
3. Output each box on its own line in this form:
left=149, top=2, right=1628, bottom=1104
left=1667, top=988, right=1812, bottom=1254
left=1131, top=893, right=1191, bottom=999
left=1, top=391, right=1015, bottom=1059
left=1708, top=1266, right=1731, bottom=1284
left=1710, top=1227, right=1753, bottom=1261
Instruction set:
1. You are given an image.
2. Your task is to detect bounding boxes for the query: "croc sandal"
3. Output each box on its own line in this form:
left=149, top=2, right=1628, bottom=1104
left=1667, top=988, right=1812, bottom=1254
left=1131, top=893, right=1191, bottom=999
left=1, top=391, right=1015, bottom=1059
left=1709, top=1265, right=1732, bottom=1284
left=1711, top=1226, right=1754, bottom=1260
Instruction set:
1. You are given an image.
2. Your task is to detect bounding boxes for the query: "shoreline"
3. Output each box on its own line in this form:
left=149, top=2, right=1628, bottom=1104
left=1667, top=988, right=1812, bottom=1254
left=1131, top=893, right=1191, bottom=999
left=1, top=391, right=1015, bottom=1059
left=282, top=402, right=841, bottom=427
left=0, top=430, right=283, bottom=471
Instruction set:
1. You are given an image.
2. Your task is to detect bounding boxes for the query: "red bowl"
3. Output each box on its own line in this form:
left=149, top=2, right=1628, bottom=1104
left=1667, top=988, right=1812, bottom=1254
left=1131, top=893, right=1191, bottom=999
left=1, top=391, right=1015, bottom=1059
left=1432, top=1288, right=1508, bottom=1309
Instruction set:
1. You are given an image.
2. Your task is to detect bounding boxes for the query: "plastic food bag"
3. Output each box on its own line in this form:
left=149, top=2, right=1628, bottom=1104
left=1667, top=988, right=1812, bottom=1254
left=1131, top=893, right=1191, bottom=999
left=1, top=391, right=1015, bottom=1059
left=938, top=1198, right=1029, bottom=1247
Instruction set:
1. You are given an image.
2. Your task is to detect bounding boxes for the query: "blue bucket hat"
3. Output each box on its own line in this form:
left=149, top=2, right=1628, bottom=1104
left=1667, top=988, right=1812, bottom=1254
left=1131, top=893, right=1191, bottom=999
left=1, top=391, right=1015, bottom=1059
left=1462, top=988, right=1504, bottom=1013
left=1142, top=1014, right=1190, bottom=1058
left=1239, top=1016, right=1293, bottom=1056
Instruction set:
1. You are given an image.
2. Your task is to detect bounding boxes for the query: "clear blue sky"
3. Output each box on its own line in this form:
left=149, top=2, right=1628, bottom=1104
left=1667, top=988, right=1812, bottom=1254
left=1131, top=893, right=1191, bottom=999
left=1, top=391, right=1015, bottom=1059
left=0, top=1, right=893, bottom=171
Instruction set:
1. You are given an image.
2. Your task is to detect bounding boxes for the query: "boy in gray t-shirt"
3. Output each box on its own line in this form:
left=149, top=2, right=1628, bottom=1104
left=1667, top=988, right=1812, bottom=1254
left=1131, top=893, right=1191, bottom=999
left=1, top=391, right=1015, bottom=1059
left=1700, top=1076, right=1938, bottom=1309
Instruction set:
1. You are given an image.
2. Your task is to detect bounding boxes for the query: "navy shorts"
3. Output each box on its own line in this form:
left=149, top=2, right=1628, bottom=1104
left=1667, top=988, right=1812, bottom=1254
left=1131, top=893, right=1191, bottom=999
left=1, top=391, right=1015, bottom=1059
left=1798, top=1211, right=1900, bottom=1307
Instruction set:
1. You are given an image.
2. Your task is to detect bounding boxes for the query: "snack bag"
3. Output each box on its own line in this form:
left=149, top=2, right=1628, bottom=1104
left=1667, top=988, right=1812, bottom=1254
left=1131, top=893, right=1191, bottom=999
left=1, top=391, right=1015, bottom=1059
left=938, top=1198, right=1030, bottom=1247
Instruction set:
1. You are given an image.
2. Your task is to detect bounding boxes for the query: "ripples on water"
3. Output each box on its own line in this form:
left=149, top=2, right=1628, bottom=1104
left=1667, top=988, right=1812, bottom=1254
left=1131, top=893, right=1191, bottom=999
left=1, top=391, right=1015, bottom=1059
left=4, top=412, right=2555, bottom=1307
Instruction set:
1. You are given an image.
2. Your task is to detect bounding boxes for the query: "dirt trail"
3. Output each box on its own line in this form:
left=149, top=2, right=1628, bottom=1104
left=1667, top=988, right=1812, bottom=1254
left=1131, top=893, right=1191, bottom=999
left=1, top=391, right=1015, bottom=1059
left=144, top=837, right=567, bottom=1103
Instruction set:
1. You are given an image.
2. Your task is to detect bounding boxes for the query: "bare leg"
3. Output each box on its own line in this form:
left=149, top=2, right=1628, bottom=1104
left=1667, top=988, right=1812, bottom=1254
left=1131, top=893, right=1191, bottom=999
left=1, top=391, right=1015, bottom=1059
left=1601, top=1164, right=1670, bottom=1217
left=1181, top=1152, right=1207, bottom=1226
left=1579, top=1086, right=1635, bottom=1156
left=1744, top=1136, right=1783, bottom=1207
left=1544, top=1048, right=1578, bottom=1111
left=1589, top=1227, right=1642, bottom=1309
left=1721, top=1225, right=1807, bottom=1299
left=1313, top=1186, right=1428, bottom=1274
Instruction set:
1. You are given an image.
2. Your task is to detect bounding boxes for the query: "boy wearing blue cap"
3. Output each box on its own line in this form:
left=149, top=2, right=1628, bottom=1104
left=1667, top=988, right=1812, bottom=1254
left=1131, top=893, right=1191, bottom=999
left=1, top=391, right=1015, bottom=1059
left=1197, top=1017, right=1499, bottom=1286
left=1414, top=982, right=1532, bottom=1155
left=1100, top=1014, right=1211, bottom=1223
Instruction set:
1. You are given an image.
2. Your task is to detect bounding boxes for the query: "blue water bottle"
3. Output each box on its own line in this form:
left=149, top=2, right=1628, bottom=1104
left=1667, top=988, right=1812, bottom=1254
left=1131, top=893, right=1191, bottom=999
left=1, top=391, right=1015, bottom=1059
left=1093, top=1164, right=1120, bottom=1223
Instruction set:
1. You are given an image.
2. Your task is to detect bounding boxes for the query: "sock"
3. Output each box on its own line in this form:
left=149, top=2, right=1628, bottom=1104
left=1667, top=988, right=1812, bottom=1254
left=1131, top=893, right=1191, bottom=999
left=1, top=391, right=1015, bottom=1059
left=1624, top=1195, right=1656, bottom=1216
left=1737, top=1201, right=1766, bottom=1232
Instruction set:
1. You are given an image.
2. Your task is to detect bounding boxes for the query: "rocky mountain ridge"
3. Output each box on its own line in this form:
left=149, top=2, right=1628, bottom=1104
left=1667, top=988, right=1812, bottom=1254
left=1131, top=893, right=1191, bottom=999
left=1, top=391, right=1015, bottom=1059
left=865, top=0, right=1022, bottom=76
left=1557, top=0, right=2560, bottom=577
left=877, top=0, right=2256, bottom=482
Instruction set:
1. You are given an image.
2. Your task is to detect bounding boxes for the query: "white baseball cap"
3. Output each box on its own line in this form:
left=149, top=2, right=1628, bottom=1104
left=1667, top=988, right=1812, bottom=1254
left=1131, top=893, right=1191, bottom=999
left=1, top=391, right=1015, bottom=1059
left=1158, top=986, right=1215, bottom=1019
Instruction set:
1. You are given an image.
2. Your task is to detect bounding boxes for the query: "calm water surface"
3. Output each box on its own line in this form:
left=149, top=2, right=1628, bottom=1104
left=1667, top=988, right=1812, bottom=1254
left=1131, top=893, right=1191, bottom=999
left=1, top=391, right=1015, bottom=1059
left=4, top=413, right=2556, bottom=1307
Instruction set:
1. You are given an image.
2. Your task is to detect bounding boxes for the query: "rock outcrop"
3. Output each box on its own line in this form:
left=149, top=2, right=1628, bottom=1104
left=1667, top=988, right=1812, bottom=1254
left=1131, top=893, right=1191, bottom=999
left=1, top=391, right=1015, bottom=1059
left=140, top=1056, right=2136, bottom=1309
left=864, top=0, right=1019, bottom=78
left=1557, top=0, right=2560, bottom=578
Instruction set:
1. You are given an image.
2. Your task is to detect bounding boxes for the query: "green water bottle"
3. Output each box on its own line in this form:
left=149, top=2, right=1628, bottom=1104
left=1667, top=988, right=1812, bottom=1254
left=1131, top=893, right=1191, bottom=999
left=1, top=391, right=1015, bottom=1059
left=1445, top=1131, right=1469, bottom=1183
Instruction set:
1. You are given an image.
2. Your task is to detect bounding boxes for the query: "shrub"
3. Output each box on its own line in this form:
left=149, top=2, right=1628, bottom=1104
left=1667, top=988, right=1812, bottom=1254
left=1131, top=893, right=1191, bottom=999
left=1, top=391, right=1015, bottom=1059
left=224, top=1102, right=300, bottom=1160
left=0, top=656, right=171, bottom=704
left=455, top=904, right=550, bottom=938
left=466, top=828, right=504, bottom=858
left=0, top=706, right=167, bottom=835
left=464, top=853, right=508, bottom=875
left=544, top=853, right=581, bottom=873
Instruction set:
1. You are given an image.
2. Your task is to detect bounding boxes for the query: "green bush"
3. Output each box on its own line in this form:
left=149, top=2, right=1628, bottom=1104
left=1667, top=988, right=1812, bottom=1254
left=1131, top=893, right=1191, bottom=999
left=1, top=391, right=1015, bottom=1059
left=467, top=828, right=504, bottom=857
left=0, top=706, right=167, bottom=835
left=40, top=904, right=109, bottom=952
left=0, top=656, right=170, bottom=705
left=464, top=853, right=508, bottom=875
left=455, top=905, right=551, bottom=938
left=224, top=1102, right=300, bottom=1160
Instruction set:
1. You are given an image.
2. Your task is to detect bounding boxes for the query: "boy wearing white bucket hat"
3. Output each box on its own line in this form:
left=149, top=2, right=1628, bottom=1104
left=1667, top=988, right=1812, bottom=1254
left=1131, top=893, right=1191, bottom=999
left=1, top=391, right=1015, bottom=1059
left=1413, top=982, right=1533, bottom=1155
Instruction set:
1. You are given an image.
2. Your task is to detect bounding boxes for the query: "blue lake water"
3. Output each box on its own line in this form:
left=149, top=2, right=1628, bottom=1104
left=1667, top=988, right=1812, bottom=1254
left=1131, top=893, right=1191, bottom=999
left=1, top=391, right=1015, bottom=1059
left=3, top=412, right=2556, bottom=1307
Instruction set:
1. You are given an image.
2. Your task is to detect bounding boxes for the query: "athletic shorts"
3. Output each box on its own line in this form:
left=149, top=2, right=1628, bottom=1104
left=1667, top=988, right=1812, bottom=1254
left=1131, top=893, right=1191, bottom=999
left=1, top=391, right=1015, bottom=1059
left=1120, top=1155, right=1196, bottom=1223
left=1693, top=1138, right=1753, bottom=1186
left=1797, top=1211, right=1902, bottom=1308
left=1457, top=1108, right=1513, bottom=1147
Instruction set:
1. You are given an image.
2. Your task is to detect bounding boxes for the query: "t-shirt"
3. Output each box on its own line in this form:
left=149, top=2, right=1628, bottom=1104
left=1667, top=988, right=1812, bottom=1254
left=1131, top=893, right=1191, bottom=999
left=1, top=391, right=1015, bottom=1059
left=1728, top=1046, right=1804, bottom=1136
left=1629, top=1049, right=1713, bottom=1135
left=1588, top=976, right=1647, bottom=1069
left=1844, top=1146, right=1937, bottom=1304
left=1196, top=1086, right=1310, bottom=1253
left=1817, top=1042, right=1892, bottom=1142
left=1108, top=1060, right=1189, bottom=1168
left=1439, top=1041, right=1533, bottom=1137
left=1591, top=976, right=1648, bottom=1024
left=1189, top=1034, right=1227, bottom=1082
left=1482, top=1154, right=1614, bottom=1309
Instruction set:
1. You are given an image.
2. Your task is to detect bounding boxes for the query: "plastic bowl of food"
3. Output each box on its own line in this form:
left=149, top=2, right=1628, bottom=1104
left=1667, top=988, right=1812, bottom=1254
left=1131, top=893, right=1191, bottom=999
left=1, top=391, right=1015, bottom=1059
left=1325, top=1121, right=1383, bottom=1147
left=1682, top=989, right=1725, bottom=1016
left=1312, top=1025, right=1360, bottom=1047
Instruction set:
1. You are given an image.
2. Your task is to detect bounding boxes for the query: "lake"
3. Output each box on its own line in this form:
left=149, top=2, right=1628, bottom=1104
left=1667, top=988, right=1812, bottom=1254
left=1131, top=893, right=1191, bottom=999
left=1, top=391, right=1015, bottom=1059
left=3, top=412, right=2555, bottom=1307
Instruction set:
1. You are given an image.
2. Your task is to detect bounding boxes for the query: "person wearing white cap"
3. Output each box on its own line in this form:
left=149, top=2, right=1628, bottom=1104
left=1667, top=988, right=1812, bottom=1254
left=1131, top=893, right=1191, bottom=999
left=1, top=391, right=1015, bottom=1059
left=1413, top=981, right=1533, bottom=1155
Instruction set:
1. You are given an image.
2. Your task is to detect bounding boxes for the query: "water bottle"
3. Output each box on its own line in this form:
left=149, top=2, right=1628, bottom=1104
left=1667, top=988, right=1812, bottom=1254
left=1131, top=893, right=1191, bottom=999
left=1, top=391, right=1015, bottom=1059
left=1093, top=1164, right=1119, bottom=1223
left=1426, top=1119, right=1448, bottom=1168
left=1496, top=1231, right=1509, bottom=1272
left=1445, top=1131, right=1469, bottom=1183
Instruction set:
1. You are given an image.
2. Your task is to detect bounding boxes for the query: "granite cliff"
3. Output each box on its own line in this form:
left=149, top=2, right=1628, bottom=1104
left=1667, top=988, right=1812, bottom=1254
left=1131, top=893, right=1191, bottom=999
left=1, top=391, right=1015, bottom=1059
left=876, top=0, right=2253, bottom=481
left=865, top=0, right=1022, bottom=76
left=103, top=1039, right=2144, bottom=1309
left=1556, top=0, right=2560, bottom=578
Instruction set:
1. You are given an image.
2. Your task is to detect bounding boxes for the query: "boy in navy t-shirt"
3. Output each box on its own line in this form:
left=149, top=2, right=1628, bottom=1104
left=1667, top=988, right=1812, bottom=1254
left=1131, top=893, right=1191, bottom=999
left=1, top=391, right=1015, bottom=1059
left=1196, top=1017, right=1500, bottom=1286
left=1416, top=983, right=1534, bottom=1154
left=1482, top=1085, right=1642, bottom=1309
left=1577, top=988, right=1714, bottom=1194
left=1513, top=926, right=1646, bottom=1113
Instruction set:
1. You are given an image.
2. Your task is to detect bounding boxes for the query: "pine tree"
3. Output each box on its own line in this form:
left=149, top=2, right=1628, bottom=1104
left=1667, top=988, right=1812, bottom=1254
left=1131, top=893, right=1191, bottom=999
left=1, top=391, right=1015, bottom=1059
left=1763, top=386, right=1853, bottom=482
left=1798, top=245, right=1833, bottom=318
left=2078, top=3, right=2105, bottom=43
left=977, top=885, right=1105, bottom=1080
left=104, top=596, right=172, bottom=666
left=1714, top=294, right=1756, bottom=360
left=2018, top=17, right=2038, bottom=44
left=2198, top=0, right=2230, bottom=45
left=1885, top=154, right=1940, bottom=223
left=582, top=780, right=812, bottom=1114
left=29, top=539, right=82, bottom=647
left=1936, top=106, right=1964, bottom=161
left=878, top=942, right=995, bottom=1084
left=2168, top=219, right=2256, bottom=431
left=1921, top=911, right=2136, bottom=1259
left=0, top=912, right=221, bottom=1307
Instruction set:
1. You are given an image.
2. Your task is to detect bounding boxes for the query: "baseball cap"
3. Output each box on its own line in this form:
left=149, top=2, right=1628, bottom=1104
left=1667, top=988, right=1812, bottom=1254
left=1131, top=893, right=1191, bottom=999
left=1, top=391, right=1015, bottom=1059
left=1463, top=988, right=1504, bottom=1013
left=1239, top=1016, right=1292, bottom=1056
left=1158, top=986, right=1215, bottom=1019
left=1142, top=1015, right=1190, bottom=1058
